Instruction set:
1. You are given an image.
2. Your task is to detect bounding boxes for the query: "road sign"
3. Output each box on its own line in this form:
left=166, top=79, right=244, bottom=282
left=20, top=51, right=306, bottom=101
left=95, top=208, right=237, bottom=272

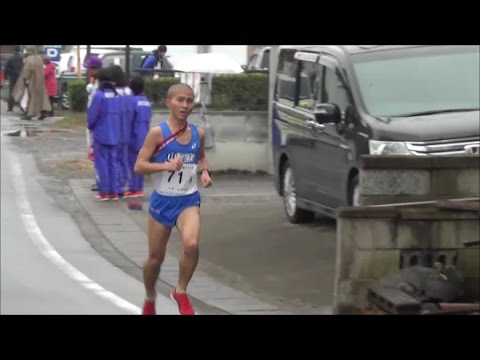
left=44, top=45, right=62, bottom=62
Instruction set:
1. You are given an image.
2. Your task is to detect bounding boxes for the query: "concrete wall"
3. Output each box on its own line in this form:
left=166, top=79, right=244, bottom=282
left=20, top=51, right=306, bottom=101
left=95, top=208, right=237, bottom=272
left=154, top=110, right=270, bottom=173
left=359, top=155, right=480, bottom=206
left=334, top=155, right=480, bottom=314
left=333, top=205, right=480, bottom=314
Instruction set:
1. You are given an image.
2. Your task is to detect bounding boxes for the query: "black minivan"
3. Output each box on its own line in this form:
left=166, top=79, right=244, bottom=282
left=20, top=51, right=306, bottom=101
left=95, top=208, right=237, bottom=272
left=271, top=45, right=480, bottom=222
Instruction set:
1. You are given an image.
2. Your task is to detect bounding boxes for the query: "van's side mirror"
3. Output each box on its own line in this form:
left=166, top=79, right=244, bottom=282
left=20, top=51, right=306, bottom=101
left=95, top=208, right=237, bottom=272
left=241, top=65, right=247, bottom=71
left=314, top=103, right=342, bottom=124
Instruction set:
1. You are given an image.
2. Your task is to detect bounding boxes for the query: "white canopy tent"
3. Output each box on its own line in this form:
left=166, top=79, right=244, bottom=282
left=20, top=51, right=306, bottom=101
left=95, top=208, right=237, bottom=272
left=174, top=52, right=244, bottom=74
left=173, top=52, right=244, bottom=149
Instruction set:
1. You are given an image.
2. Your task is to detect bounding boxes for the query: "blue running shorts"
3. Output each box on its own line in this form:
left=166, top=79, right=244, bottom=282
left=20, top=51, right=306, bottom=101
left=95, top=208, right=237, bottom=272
left=149, top=191, right=201, bottom=228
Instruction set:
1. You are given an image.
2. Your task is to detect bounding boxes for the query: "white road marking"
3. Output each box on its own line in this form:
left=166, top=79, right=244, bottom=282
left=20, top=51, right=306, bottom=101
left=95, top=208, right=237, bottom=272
left=9, top=152, right=142, bottom=315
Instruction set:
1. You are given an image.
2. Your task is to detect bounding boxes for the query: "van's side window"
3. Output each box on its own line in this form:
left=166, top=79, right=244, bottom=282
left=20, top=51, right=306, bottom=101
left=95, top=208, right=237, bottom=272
left=260, top=50, right=270, bottom=69
left=103, top=55, right=127, bottom=69
left=275, top=49, right=298, bottom=107
left=297, top=61, right=321, bottom=111
left=322, top=66, right=350, bottom=115
left=101, top=56, right=115, bottom=68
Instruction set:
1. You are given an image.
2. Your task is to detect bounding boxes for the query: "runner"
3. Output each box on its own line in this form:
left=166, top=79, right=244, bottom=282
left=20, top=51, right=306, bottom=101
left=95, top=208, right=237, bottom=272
left=134, top=83, right=213, bottom=315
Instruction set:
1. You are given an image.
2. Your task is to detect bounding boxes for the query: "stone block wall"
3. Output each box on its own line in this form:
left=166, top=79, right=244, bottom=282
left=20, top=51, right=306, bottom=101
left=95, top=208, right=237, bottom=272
left=333, top=205, right=480, bottom=314
left=359, top=156, right=480, bottom=206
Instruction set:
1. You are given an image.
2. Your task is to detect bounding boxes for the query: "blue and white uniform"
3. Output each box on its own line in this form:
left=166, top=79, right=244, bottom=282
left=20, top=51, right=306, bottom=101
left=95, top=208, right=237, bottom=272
left=87, top=88, right=121, bottom=196
left=128, top=94, right=152, bottom=192
left=149, top=122, right=201, bottom=227
left=116, top=86, right=134, bottom=195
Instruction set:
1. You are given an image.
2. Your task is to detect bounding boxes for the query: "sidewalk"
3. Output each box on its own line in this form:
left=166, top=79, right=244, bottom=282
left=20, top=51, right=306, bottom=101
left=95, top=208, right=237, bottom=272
left=70, top=176, right=294, bottom=315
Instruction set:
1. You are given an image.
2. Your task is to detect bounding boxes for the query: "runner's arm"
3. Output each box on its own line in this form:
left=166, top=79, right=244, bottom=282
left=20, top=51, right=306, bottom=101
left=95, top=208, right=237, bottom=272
left=134, top=127, right=172, bottom=175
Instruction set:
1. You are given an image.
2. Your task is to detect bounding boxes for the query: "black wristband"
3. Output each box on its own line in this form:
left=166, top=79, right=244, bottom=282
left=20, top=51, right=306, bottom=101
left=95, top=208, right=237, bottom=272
left=200, top=169, right=211, bottom=176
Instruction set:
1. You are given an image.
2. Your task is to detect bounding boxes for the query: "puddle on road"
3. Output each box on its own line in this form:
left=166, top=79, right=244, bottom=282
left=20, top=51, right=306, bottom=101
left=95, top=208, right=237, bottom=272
left=2, top=124, right=74, bottom=137
left=3, top=129, right=28, bottom=137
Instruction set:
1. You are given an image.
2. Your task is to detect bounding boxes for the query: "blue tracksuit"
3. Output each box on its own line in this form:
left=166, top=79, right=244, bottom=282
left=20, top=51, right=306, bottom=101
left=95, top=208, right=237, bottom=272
left=128, top=94, right=152, bottom=192
left=87, top=89, right=121, bottom=195
left=116, top=87, right=134, bottom=195
left=140, top=54, right=158, bottom=77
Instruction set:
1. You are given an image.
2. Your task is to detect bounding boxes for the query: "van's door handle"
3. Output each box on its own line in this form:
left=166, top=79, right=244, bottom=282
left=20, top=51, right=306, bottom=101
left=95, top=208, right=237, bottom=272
left=306, top=120, right=324, bottom=130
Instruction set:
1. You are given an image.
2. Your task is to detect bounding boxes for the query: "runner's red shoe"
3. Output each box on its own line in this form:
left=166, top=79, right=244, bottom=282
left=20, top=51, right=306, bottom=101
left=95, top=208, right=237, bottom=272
left=142, top=300, right=156, bottom=315
left=170, top=289, right=195, bottom=315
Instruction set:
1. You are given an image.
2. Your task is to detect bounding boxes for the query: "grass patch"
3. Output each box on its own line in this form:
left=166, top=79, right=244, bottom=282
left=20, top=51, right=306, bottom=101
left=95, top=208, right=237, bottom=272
left=56, top=112, right=86, bottom=129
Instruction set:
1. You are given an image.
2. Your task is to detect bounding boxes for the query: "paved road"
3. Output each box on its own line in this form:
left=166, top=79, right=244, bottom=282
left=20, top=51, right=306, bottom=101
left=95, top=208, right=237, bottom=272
left=0, top=102, right=338, bottom=314
left=0, top=113, right=178, bottom=315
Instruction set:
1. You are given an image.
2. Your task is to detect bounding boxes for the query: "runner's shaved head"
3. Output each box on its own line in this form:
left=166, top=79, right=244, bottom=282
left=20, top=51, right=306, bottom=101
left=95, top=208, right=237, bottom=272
left=166, top=83, right=194, bottom=99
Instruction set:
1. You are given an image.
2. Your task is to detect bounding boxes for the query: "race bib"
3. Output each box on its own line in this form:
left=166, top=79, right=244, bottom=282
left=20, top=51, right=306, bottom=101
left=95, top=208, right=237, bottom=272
left=156, top=163, right=198, bottom=196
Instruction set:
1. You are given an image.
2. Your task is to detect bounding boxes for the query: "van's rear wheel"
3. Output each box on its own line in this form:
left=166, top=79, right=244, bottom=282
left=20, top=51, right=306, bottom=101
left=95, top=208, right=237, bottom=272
left=282, top=160, right=314, bottom=224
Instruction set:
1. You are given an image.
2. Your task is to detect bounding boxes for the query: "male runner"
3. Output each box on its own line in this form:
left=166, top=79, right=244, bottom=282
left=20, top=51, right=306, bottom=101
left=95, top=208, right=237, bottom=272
left=134, top=83, right=212, bottom=315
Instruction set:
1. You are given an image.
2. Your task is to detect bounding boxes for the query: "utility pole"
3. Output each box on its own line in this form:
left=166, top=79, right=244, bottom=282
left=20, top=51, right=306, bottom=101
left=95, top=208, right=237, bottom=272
left=196, top=45, right=214, bottom=148
left=76, top=45, right=82, bottom=79
left=196, top=45, right=212, bottom=105
left=266, top=45, right=279, bottom=175
left=86, top=45, right=91, bottom=87
left=125, top=45, right=131, bottom=83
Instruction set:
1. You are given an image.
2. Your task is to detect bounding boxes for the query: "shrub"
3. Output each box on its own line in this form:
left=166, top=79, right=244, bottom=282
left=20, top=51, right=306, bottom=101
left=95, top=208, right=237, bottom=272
left=65, top=73, right=269, bottom=112
left=144, top=73, right=268, bottom=111
left=144, top=77, right=180, bottom=107
left=211, top=73, right=268, bottom=110
left=68, top=80, right=87, bottom=112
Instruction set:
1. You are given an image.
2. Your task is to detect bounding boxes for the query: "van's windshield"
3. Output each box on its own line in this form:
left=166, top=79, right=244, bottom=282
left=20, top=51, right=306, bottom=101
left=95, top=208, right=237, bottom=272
left=352, top=45, right=480, bottom=118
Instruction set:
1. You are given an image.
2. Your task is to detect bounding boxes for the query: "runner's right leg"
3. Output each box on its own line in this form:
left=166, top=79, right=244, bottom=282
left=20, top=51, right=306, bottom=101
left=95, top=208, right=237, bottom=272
left=143, top=215, right=172, bottom=301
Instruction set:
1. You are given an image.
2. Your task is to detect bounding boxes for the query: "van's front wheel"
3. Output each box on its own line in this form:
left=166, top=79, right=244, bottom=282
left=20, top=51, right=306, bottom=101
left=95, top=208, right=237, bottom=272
left=282, top=161, right=314, bottom=224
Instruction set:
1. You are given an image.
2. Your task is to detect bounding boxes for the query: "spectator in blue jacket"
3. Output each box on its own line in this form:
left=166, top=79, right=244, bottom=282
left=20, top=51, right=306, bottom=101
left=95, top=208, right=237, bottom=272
left=125, top=76, right=152, bottom=198
left=110, top=65, right=133, bottom=197
left=140, top=45, right=167, bottom=77
left=87, top=67, right=121, bottom=201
